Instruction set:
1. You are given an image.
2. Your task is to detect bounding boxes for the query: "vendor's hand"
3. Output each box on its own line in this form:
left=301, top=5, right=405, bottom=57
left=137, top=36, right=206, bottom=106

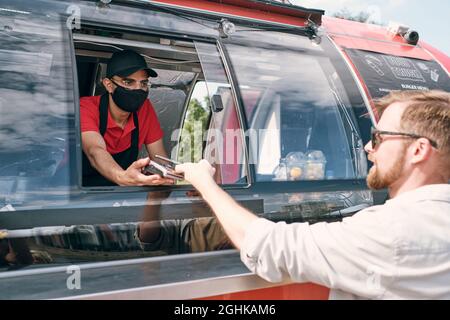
left=175, top=159, right=216, bottom=190
left=118, top=157, right=175, bottom=186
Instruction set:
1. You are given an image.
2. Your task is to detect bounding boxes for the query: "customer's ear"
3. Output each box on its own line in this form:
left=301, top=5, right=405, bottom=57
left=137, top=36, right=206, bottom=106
left=410, top=138, right=433, bottom=164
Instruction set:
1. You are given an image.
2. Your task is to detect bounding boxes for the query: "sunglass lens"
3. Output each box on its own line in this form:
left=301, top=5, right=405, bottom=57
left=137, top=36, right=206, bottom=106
left=371, top=130, right=379, bottom=149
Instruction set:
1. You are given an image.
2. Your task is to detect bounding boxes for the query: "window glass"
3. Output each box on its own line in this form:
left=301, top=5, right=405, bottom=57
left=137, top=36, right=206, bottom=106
left=225, top=30, right=367, bottom=182
left=0, top=11, right=75, bottom=207
left=149, top=70, right=197, bottom=159
left=185, top=41, right=247, bottom=184
left=178, top=81, right=211, bottom=164
left=5, top=0, right=220, bottom=39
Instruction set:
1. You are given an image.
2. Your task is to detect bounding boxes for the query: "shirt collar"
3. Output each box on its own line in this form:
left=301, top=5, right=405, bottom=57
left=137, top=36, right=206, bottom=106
left=107, top=110, right=136, bottom=135
left=386, top=184, right=450, bottom=204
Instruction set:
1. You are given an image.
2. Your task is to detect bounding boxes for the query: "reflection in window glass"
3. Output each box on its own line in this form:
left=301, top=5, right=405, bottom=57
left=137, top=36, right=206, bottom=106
left=178, top=81, right=211, bottom=164
left=192, top=41, right=247, bottom=185
left=0, top=12, right=75, bottom=205
left=225, top=31, right=366, bottom=182
left=147, top=69, right=197, bottom=160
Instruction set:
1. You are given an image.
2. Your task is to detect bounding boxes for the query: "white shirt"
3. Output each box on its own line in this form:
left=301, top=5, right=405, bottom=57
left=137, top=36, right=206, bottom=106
left=241, top=184, right=450, bottom=300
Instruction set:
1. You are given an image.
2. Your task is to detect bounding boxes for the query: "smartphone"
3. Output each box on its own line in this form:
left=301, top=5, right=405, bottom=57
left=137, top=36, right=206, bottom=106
left=155, top=155, right=181, bottom=169
left=142, top=160, right=184, bottom=181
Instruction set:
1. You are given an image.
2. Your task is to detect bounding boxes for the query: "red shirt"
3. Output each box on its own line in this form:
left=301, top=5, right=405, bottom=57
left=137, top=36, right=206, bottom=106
left=80, top=96, right=164, bottom=155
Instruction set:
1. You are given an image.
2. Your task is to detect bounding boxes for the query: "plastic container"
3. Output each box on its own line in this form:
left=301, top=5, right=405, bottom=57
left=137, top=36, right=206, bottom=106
left=286, top=152, right=306, bottom=181
left=304, top=150, right=326, bottom=180
left=273, top=151, right=326, bottom=181
left=273, top=158, right=288, bottom=181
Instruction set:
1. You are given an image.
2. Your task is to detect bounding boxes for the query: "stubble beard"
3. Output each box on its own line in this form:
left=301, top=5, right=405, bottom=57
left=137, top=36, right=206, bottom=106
left=367, top=150, right=406, bottom=190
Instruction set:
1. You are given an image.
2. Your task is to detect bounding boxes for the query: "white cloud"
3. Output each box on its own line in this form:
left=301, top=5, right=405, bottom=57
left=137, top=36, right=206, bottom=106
left=291, top=0, right=407, bottom=23
left=292, top=0, right=372, bottom=13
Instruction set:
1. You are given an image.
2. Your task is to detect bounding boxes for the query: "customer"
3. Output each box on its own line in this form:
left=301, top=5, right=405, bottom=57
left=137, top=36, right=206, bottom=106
left=175, top=90, right=450, bottom=299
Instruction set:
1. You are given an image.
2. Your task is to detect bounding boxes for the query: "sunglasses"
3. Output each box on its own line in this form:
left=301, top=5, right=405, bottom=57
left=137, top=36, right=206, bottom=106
left=371, top=127, right=438, bottom=149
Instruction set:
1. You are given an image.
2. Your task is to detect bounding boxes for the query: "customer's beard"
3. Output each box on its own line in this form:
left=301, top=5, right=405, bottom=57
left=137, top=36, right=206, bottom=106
left=367, top=152, right=406, bottom=190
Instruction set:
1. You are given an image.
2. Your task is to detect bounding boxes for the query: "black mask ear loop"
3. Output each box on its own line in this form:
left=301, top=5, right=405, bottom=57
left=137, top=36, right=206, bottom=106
left=109, top=78, right=125, bottom=90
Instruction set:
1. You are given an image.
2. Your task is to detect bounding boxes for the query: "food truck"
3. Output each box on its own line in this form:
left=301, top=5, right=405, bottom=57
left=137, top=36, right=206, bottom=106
left=0, top=0, right=449, bottom=299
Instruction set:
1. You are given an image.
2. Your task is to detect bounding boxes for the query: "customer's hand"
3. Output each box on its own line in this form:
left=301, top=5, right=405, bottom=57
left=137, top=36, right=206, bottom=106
left=175, top=159, right=216, bottom=190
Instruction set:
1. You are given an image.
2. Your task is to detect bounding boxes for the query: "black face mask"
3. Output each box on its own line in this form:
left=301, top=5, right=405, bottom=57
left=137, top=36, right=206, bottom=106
left=110, top=79, right=148, bottom=113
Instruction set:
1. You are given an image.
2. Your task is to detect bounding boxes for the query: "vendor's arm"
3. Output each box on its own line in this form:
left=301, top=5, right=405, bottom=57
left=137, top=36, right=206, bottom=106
left=82, top=131, right=170, bottom=186
left=175, top=160, right=258, bottom=249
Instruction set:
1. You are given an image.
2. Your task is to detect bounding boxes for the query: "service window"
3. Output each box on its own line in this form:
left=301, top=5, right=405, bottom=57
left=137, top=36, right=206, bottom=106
left=73, top=27, right=247, bottom=188
left=224, top=31, right=368, bottom=182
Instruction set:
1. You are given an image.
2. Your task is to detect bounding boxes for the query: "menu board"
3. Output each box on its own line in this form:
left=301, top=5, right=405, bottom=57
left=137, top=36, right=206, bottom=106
left=345, top=49, right=450, bottom=99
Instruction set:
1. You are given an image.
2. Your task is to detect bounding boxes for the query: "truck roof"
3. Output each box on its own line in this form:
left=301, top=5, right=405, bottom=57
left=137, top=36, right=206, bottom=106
left=149, top=0, right=449, bottom=72
left=149, top=0, right=324, bottom=24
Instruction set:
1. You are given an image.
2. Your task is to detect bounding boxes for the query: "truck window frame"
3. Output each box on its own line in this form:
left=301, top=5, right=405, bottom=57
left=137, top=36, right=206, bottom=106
left=70, top=21, right=251, bottom=193
left=218, top=31, right=371, bottom=194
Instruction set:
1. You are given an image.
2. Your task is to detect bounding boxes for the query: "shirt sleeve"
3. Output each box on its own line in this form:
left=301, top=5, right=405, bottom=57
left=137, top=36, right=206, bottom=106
left=80, top=97, right=100, bottom=133
left=144, top=101, right=164, bottom=144
left=240, top=207, right=397, bottom=299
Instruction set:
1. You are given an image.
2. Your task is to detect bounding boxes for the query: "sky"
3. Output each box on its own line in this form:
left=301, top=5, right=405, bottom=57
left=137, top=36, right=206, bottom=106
left=290, top=0, right=450, bottom=56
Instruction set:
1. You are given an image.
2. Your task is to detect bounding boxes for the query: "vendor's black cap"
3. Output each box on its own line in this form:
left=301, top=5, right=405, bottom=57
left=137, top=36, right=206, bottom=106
left=106, top=49, right=158, bottom=78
